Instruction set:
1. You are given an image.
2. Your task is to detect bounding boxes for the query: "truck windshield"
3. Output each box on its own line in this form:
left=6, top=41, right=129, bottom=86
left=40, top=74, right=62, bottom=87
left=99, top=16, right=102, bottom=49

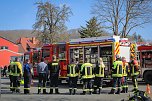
left=59, top=45, right=66, bottom=59
left=141, top=51, right=152, bottom=68
left=33, top=52, right=39, bottom=63
left=42, top=49, right=50, bottom=58
left=24, top=54, right=30, bottom=61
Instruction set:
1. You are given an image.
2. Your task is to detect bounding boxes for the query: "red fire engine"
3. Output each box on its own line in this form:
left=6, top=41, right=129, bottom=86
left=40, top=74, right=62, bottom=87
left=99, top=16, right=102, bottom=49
left=138, top=45, right=152, bottom=84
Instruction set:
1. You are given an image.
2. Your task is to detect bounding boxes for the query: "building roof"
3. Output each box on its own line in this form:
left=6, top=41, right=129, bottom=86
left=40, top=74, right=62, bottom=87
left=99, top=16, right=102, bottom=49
left=0, top=36, right=17, bottom=45
left=16, top=37, right=41, bottom=53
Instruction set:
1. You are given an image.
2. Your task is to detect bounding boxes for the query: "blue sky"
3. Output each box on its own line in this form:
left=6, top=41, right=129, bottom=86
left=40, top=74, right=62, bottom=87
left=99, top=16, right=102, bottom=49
left=0, top=0, right=151, bottom=40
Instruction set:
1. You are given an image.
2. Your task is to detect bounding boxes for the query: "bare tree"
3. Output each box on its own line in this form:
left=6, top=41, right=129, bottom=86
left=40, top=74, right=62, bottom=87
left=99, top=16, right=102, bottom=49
left=92, top=0, right=152, bottom=38
left=33, top=1, right=72, bottom=44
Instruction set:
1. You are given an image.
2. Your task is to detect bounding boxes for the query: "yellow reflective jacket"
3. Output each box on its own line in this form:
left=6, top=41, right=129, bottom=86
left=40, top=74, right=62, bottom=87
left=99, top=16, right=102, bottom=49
left=81, top=63, right=94, bottom=79
left=15, top=62, right=23, bottom=76
left=95, top=63, right=105, bottom=77
left=122, top=62, right=129, bottom=77
left=112, top=61, right=123, bottom=77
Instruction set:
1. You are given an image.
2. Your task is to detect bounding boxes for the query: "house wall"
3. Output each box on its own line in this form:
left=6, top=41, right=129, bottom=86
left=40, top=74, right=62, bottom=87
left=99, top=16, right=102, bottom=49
left=0, top=37, right=18, bottom=52
left=0, top=37, right=21, bottom=67
left=0, top=50, right=22, bottom=67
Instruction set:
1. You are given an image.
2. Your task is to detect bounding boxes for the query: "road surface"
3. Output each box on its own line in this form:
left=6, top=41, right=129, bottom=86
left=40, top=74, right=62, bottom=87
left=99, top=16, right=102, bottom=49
left=0, top=77, right=150, bottom=101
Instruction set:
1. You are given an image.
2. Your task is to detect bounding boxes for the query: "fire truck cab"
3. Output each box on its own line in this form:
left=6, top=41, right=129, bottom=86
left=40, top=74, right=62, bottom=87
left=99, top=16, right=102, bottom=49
left=138, top=45, right=152, bottom=84
left=41, top=43, right=67, bottom=80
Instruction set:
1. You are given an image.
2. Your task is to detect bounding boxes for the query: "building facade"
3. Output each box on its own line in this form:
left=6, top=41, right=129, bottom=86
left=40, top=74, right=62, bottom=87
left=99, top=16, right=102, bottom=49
left=0, top=36, right=22, bottom=67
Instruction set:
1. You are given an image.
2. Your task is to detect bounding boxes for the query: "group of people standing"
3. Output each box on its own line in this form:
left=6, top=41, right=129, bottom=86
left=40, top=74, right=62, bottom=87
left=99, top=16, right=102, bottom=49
left=7, top=55, right=140, bottom=95
left=36, top=56, right=105, bottom=95
left=109, top=55, right=140, bottom=94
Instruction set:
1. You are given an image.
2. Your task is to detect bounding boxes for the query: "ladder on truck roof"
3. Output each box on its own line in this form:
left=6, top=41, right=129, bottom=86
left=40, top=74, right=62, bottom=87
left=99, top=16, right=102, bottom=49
left=69, top=36, right=118, bottom=44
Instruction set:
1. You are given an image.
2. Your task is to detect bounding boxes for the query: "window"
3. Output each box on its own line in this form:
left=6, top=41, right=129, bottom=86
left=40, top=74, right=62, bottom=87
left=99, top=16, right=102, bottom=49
left=59, top=45, right=66, bottom=59
left=42, top=49, right=50, bottom=58
left=33, top=52, right=39, bottom=63
left=1, top=46, right=8, bottom=49
left=24, top=54, right=30, bottom=60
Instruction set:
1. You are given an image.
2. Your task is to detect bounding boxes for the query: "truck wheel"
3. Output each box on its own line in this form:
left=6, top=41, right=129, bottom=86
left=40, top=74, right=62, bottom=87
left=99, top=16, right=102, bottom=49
left=143, top=71, right=152, bottom=85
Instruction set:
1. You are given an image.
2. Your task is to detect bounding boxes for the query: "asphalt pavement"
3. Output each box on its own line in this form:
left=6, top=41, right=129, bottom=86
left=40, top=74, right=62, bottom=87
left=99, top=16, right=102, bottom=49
left=0, top=77, right=150, bottom=101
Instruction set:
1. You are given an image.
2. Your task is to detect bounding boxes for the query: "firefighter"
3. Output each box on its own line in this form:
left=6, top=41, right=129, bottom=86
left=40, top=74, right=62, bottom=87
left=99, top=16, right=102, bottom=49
left=3, top=65, right=7, bottom=77
left=80, top=58, right=94, bottom=95
left=23, top=59, right=32, bottom=94
left=109, top=55, right=123, bottom=94
left=48, top=55, right=60, bottom=94
left=93, top=57, right=105, bottom=94
left=8, top=60, right=14, bottom=92
left=37, top=58, right=49, bottom=94
left=121, top=57, right=129, bottom=93
left=67, top=59, right=79, bottom=95
left=129, top=56, right=140, bottom=92
left=11, top=57, right=23, bottom=93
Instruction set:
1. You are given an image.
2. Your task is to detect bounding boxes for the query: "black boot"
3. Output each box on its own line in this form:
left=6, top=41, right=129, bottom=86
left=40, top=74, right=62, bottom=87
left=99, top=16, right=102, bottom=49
left=115, top=88, right=121, bottom=94
left=89, top=91, right=92, bottom=95
left=27, top=90, right=30, bottom=94
left=16, top=89, right=20, bottom=93
left=121, top=88, right=125, bottom=93
left=81, top=91, right=86, bottom=95
left=24, top=89, right=30, bottom=94
left=10, top=86, right=13, bottom=91
left=38, top=89, right=41, bottom=94
left=10, top=88, right=13, bottom=91
left=108, top=89, right=115, bottom=94
left=93, top=88, right=97, bottom=94
left=12, top=88, right=15, bottom=93
left=24, top=89, right=27, bottom=94
left=73, top=89, right=76, bottom=95
left=98, top=88, right=101, bottom=94
left=69, top=89, right=72, bottom=95
left=49, top=89, right=53, bottom=94
left=125, top=87, right=128, bottom=93
left=43, top=89, right=48, bottom=94
left=55, top=89, right=60, bottom=94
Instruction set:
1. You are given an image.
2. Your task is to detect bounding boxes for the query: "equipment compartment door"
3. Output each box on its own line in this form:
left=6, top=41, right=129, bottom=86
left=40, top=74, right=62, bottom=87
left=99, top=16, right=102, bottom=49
left=100, top=45, right=112, bottom=77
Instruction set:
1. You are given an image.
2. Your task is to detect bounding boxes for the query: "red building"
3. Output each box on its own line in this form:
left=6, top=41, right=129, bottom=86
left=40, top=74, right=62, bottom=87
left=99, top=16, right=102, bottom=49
left=0, top=36, right=22, bottom=67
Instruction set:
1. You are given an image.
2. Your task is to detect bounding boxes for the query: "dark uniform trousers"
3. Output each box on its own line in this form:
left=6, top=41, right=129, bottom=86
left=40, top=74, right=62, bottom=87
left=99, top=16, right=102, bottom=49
left=121, top=76, right=128, bottom=93
left=9, top=75, right=13, bottom=91
left=12, top=76, right=21, bottom=92
left=50, top=73, right=59, bottom=94
left=94, top=77, right=103, bottom=93
left=24, top=73, right=31, bottom=94
left=38, top=73, right=47, bottom=94
left=50, top=73, right=59, bottom=87
left=132, top=75, right=138, bottom=90
left=69, top=77, right=78, bottom=89
left=83, top=78, right=93, bottom=94
left=123, top=76, right=128, bottom=87
left=112, top=77, right=122, bottom=91
left=109, top=77, right=122, bottom=94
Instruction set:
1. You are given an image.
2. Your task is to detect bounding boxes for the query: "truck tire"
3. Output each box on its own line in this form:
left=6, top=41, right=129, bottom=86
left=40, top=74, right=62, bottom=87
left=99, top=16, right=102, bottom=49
left=143, top=71, right=152, bottom=85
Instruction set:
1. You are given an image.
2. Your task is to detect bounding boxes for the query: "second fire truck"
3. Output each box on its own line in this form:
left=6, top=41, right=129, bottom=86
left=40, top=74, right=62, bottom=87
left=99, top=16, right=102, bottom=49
left=41, top=36, right=131, bottom=81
